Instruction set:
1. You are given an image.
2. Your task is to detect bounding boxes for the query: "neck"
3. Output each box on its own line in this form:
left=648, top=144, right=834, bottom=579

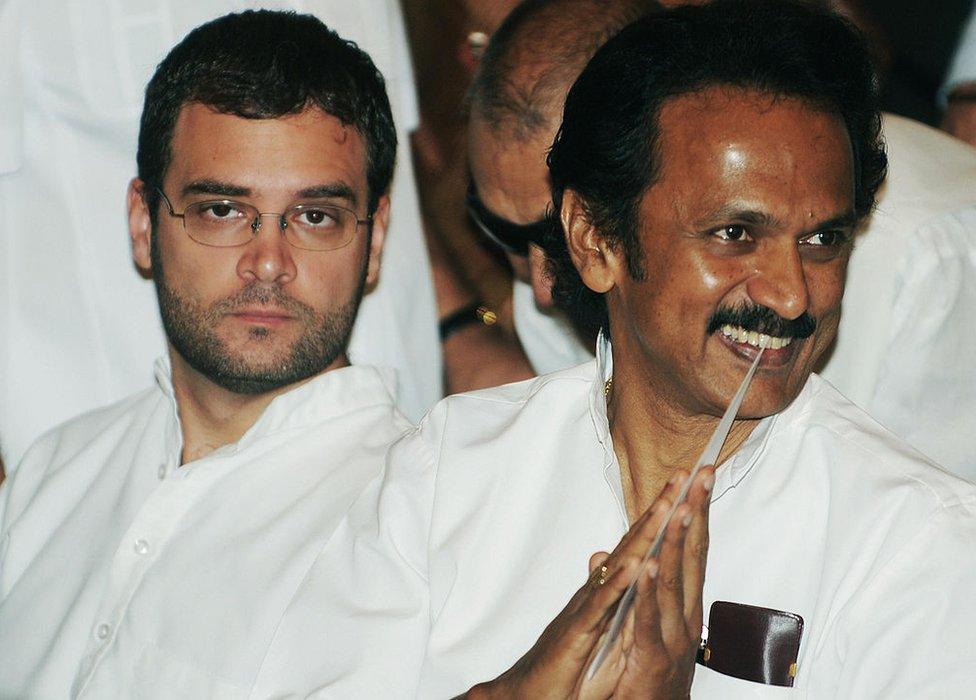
left=168, top=347, right=348, bottom=464
left=607, top=357, right=760, bottom=523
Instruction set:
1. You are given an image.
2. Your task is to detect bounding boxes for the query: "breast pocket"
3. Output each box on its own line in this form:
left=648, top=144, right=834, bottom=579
left=692, top=664, right=807, bottom=699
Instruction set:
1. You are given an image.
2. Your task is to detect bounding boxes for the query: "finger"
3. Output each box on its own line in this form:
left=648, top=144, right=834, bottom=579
left=589, top=551, right=610, bottom=573
left=572, top=560, right=639, bottom=640
left=682, top=466, right=714, bottom=626
left=607, top=470, right=688, bottom=567
left=656, top=502, right=693, bottom=653
left=633, top=558, right=665, bottom=656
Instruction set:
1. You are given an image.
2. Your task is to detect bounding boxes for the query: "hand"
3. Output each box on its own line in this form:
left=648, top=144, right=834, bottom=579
left=464, top=467, right=714, bottom=700
left=609, top=468, right=713, bottom=699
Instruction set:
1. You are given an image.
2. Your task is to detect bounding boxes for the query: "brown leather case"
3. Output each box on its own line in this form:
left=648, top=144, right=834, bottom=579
left=697, top=601, right=804, bottom=687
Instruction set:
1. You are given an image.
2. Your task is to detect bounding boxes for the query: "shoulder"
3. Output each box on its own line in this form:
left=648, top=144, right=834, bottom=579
left=777, top=375, right=976, bottom=511
left=3, top=388, right=162, bottom=525
left=874, top=114, right=976, bottom=234
left=382, top=360, right=600, bottom=519
left=16, top=387, right=160, bottom=472
left=421, top=361, right=596, bottom=441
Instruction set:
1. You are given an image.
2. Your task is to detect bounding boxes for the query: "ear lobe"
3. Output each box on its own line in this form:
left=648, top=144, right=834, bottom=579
left=560, top=190, right=616, bottom=294
left=127, top=179, right=153, bottom=273
left=364, top=194, right=389, bottom=290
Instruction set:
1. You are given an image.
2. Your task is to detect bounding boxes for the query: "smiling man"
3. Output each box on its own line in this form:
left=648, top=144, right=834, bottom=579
left=332, top=2, right=976, bottom=697
left=0, top=11, right=412, bottom=697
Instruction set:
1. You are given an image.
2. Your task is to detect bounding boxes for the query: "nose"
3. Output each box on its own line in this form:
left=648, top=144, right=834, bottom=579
left=745, top=241, right=810, bottom=321
left=236, top=213, right=297, bottom=285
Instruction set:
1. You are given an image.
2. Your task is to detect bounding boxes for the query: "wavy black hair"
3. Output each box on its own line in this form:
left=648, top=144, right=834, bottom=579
left=545, top=0, right=887, bottom=339
left=137, top=10, right=396, bottom=219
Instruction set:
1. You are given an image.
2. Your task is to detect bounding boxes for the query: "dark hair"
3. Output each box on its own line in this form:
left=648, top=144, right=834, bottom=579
left=545, top=0, right=887, bottom=339
left=138, top=10, right=396, bottom=218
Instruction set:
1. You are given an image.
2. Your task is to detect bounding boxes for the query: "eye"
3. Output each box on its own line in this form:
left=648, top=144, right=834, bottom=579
left=710, top=224, right=753, bottom=242
left=801, top=230, right=848, bottom=247
left=294, top=206, right=342, bottom=229
left=199, top=201, right=247, bottom=220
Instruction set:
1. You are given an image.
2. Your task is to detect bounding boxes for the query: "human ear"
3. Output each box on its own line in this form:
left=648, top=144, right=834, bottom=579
left=364, top=194, right=389, bottom=290
left=560, top=189, right=616, bottom=294
left=127, top=179, right=153, bottom=272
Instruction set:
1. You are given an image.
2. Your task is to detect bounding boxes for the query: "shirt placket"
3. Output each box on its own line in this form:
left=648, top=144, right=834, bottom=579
left=71, top=457, right=227, bottom=697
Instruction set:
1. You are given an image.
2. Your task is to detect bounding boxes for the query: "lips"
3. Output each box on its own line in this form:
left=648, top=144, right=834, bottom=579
left=229, top=307, right=294, bottom=325
left=716, top=323, right=799, bottom=366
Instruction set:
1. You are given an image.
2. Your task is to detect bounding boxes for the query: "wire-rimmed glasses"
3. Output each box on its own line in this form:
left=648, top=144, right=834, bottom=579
left=155, top=188, right=371, bottom=251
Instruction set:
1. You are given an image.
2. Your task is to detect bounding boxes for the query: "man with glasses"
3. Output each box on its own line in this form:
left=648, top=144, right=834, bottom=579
left=466, top=0, right=659, bottom=376
left=0, top=11, right=411, bottom=697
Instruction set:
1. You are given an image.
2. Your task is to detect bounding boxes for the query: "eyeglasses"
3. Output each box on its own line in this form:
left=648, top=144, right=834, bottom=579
left=465, top=180, right=552, bottom=257
left=155, top=188, right=371, bottom=251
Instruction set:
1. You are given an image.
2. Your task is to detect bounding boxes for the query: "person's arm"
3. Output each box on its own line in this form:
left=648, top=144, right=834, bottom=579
left=428, top=221, right=535, bottom=394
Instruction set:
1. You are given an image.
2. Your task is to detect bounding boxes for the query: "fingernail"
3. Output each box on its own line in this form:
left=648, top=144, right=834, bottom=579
left=702, top=475, right=715, bottom=492
left=646, top=561, right=659, bottom=579
left=682, top=513, right=693, bottom=527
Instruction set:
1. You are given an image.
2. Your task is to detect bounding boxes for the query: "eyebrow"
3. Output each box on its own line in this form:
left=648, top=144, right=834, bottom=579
left=180, top=180, right=359, bottom=207
left=296, top=183, right=358, bottom=207
left=701, top=206, right=857, bottom=234
left=182, top=179, right=251, bottom=198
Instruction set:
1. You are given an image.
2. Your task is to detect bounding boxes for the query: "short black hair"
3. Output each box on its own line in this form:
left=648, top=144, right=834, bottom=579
left=545, top=0, right=887, bottom=339
left=138, top=9, right=396, bottom=218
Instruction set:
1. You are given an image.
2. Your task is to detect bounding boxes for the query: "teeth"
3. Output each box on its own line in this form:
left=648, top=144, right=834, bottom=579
left=720, top=324, right=793, bottom=350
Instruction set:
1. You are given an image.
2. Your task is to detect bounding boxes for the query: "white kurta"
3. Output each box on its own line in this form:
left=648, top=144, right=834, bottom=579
left=0, top=0, right=440, bottom=469
left=512, top=279, right=593, bottom=375
left=509, top=114, right=976, bottom=479
left=0, top=361, right=411, bottom=698
left=816, top=114, right=976, bottom=479
left=329, top=339, right=976, bottom=698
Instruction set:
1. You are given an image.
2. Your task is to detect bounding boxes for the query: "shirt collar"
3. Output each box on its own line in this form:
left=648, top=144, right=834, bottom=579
left=587, top=332, right=782, bottom=504
left=152, top=356, right=400, bottom=455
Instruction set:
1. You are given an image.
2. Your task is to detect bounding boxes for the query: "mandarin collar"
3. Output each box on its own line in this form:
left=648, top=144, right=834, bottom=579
left=153, top=357, right=399, bottom=455
left=587, top=332, right=785, bottom=504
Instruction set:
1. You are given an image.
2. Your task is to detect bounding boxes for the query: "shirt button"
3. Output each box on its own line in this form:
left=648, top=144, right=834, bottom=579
left=133, top=539, right=151, bottom=555
left=157, top=464, right=167, bottom=480
left=95, top=623, right=111, bottom=640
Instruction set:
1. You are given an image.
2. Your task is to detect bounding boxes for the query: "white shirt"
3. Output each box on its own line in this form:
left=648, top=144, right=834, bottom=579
left=512, top=279, right=593, bottom=375
left=817, top=114, right=976, bottom=479
left=0, top=360, right=411, bottom=698
left=509, top=114, right=976, bottom=480
left=0, top=0, right=440, bottom=469
left=332, top=338, right=976, bottom=698
left=941, top=3, right=976, bottom=103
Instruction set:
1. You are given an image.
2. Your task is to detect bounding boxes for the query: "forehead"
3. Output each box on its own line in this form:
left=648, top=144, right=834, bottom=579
left=468, top=118, right=552, bottom=215
left=166, top=103, right=368, bottom=196
left=647, top=87, right=854, bottom=222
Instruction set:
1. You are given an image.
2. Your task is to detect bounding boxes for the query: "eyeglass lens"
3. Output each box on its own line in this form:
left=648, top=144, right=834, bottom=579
left=183, top=200, right=359, bottom=251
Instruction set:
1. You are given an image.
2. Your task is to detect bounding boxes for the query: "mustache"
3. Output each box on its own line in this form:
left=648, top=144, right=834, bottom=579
left=209, top=284, right=315, bottom=319
left=706, top=303, right=816, bottom=339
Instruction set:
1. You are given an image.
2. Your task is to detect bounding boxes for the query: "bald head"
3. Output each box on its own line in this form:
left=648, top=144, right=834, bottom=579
left=470, top=0, right=660, bottom=140
left=467, top=0, right=659, bottom=304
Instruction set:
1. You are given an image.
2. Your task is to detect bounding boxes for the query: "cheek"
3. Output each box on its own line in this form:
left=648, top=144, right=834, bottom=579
left=806, top=261, right=848, bottom=314
left=296, top=250, right=367, bottom=306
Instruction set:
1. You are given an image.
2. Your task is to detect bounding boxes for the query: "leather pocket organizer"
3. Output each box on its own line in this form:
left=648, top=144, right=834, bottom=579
left=697, top=601, right=804, bottom=687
